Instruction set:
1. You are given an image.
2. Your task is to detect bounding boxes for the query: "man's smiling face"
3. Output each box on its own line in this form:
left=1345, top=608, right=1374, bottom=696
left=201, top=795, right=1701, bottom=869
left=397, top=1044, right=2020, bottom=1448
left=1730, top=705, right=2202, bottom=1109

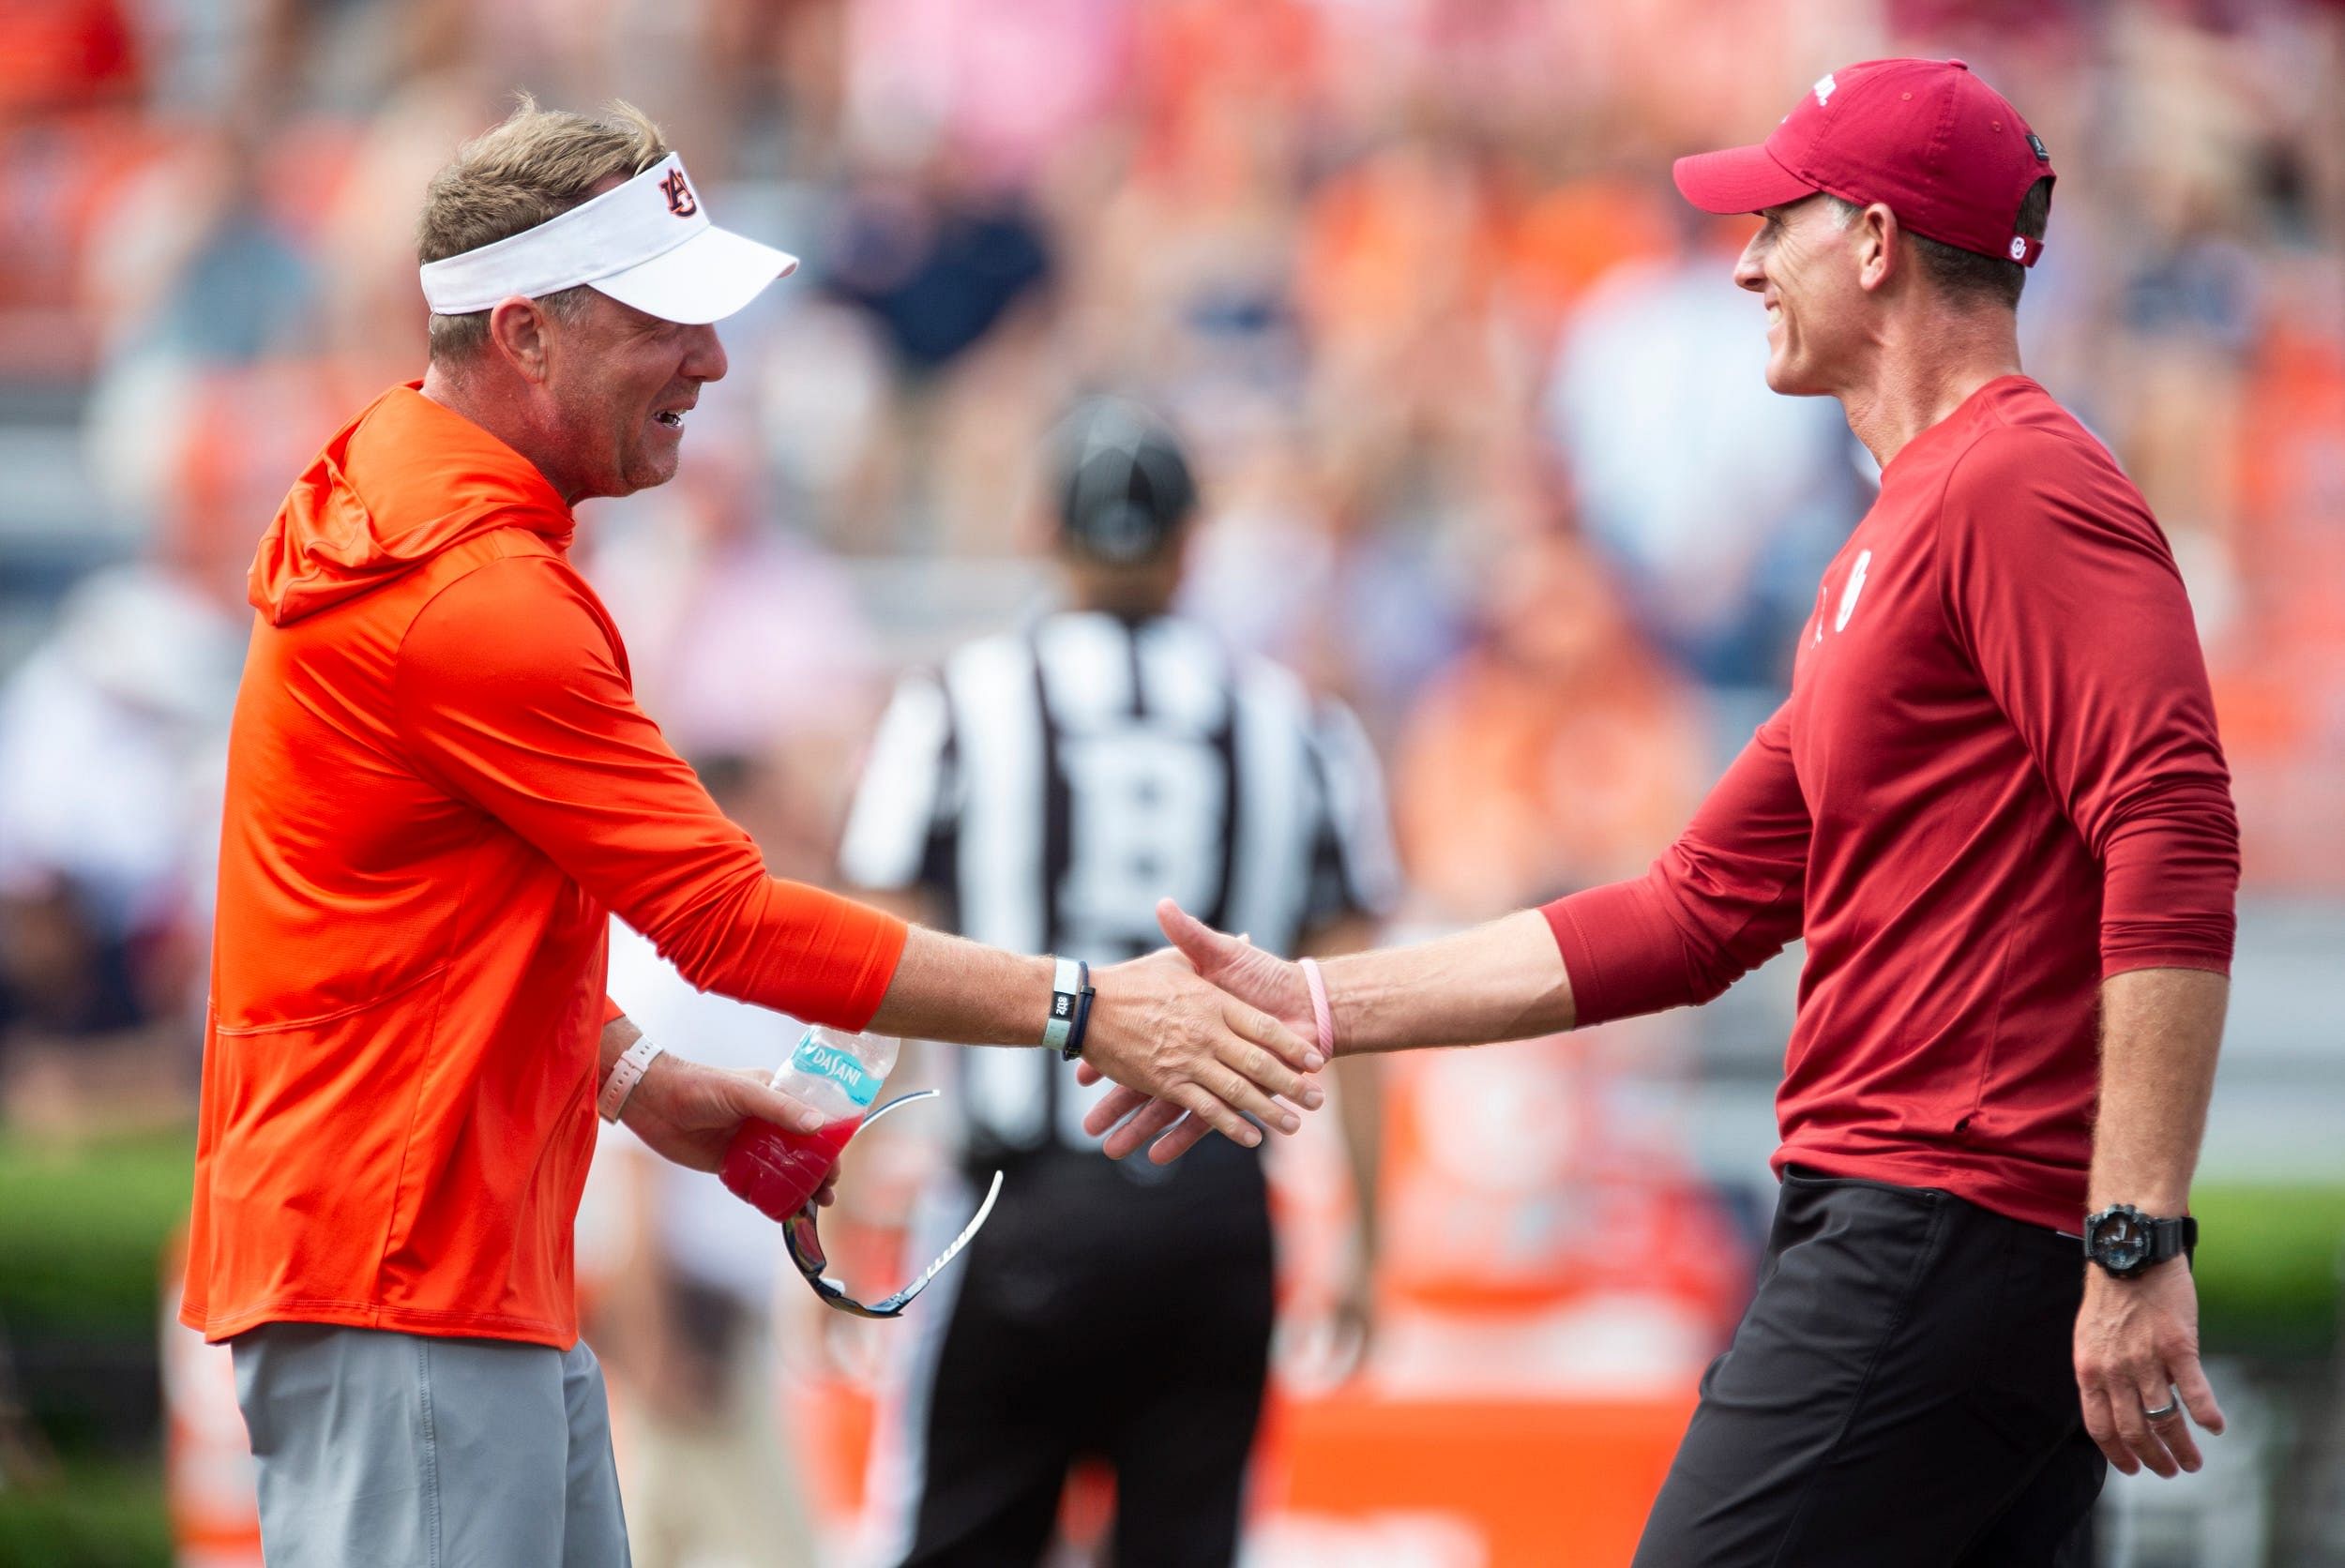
left=1732, top=193, right=1870, bottom=397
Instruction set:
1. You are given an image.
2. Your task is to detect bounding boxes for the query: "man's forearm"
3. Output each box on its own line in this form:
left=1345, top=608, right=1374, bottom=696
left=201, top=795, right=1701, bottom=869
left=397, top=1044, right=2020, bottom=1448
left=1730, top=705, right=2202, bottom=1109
left=599, top=1013, right=643, bottom=1077
left=863, top=925, right=1056, bottom=1047
left=2088, top=967, right=2228, bottom=1214
left=1322, top=910, right=1575, bottom=1056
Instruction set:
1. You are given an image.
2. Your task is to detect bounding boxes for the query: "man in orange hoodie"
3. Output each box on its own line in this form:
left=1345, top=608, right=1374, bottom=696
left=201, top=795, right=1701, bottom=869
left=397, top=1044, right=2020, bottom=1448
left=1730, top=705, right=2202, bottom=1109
left=184, top=98, right=1324, bottom=1568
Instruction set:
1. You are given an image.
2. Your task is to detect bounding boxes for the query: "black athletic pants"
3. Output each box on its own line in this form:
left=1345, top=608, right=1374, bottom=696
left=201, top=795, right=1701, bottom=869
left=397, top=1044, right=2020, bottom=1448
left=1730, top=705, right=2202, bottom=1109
left=895, top=1140, right=1274, bottom=1568
left=1632, top=1168, right=2106, bottom=1567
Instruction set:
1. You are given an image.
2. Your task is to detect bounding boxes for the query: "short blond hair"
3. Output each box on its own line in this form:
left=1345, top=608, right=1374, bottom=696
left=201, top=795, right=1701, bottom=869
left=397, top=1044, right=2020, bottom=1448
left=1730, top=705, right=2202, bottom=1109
left=418, top=95, right=671, bottom=362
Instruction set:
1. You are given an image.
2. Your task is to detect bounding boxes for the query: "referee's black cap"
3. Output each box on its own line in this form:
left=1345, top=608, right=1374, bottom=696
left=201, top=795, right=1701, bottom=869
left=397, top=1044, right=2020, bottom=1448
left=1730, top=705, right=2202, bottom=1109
left=1049, top=397, right=1198, bottom=565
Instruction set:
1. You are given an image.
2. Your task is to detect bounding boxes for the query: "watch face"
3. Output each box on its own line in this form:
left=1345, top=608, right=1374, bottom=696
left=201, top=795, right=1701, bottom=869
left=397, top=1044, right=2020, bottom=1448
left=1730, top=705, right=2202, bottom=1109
left=2094, top=1211, right=2151, bottom=1272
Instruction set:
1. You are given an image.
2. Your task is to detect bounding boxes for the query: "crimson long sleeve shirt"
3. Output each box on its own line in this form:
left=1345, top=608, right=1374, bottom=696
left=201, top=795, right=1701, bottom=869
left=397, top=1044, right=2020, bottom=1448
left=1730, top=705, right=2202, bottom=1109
left=1543, top=376, right=2238, bottom=1232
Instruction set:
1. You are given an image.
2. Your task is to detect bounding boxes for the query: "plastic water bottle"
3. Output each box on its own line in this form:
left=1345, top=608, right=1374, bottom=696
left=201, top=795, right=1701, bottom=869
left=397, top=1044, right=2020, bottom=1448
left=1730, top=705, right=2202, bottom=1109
left=720, top=1025, right=898, bottom=1222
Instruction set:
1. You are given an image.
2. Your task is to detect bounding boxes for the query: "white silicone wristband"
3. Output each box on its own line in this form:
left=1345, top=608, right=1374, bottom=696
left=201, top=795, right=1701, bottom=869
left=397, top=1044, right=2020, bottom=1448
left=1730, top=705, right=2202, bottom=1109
left=1043, top=956, right=1082, bottom=1053
left=598, top=1035, right=665, bottom=1123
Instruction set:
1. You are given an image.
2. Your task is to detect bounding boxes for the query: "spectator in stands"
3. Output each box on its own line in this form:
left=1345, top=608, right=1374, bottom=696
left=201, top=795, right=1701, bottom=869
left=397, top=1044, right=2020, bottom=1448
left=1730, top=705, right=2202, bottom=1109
left=1393, top=524, right=1702, bottom=919
left=0, top=566, right=236, bottom=1134
left=1545, top=209, right=1860, bottom=690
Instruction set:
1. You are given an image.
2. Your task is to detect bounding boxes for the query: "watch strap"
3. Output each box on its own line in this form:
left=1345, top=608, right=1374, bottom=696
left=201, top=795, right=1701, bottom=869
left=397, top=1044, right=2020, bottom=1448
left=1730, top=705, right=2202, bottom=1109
left=1063, top=968, right=1097, bottom=1063
left=598, top=1034, right=665, bottom=1123
left=2083, top=1205, right=2199, bottom=1275
left=1043, top=957, right=1092, bottom=1058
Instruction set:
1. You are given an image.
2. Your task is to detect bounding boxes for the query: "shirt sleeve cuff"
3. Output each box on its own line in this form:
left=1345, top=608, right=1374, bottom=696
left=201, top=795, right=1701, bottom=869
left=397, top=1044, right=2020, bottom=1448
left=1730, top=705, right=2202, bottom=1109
left=2100, top=911, right=2233, bottom=983
left=1539, top=878, right=1699, bottom=1029
left=834, top=907, right=911, bottom=1031
left=2100, top=948, right=2232, bottom=982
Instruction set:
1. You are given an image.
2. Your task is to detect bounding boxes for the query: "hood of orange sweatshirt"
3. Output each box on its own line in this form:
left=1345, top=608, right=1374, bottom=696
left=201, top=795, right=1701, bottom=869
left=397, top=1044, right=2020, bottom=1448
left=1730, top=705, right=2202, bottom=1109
left=249, top=383, right=576, bottom=626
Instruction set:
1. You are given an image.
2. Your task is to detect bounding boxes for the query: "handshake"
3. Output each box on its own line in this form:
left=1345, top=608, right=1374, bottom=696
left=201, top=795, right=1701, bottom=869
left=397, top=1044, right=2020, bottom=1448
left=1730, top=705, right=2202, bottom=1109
left=1048, top=897, right=1568, bottom=1161
left=1067, top=897, right=1338, bottom=1165
left=653, top=899, right=1561, bottom=1175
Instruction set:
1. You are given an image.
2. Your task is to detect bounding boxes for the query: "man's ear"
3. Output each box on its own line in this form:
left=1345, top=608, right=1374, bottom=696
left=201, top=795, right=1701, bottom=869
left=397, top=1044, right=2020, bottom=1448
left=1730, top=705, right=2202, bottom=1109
left=486, top=296, right=553, bottom=384
left=1856, top=203, right=1900, bottom=294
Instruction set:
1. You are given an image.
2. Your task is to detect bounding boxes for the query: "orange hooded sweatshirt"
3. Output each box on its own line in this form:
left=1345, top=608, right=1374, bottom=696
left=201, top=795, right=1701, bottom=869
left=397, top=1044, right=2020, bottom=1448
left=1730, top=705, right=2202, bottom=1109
left=181, top=384, right=907, bottom=1349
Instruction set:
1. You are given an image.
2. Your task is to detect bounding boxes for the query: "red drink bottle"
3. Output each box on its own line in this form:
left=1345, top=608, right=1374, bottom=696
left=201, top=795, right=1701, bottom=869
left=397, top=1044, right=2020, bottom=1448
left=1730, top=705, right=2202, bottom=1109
left=721, top=1026, right=898, bottom=1221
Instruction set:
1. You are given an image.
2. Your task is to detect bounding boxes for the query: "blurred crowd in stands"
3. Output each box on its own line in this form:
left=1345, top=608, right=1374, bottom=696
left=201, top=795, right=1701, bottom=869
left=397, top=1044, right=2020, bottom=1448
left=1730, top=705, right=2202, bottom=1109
left=8, top=0, right=2344, bottom=1121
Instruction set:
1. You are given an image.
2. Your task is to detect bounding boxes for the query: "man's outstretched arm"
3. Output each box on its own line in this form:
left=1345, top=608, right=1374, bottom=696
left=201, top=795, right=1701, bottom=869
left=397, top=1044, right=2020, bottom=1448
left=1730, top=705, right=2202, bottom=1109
left=1309, top=703, right=1808, bottom=1059
left=1233, top=906, right=1579, bottom=1056
left=1082, top=906, right=1567, bottom=1161
left=872, top=924, right=1325, bottom=1151
left=605, top=924, right=1327, bottom=1169
left=399, top=563, right=1326, bottom=1159
left=1088, top=706, right=1815, bottom=1161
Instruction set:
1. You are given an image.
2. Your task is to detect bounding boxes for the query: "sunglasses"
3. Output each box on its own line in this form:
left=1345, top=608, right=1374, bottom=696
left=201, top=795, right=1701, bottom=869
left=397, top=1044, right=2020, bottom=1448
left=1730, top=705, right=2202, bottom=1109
left=780, top=1089, right=1005, bottom=1319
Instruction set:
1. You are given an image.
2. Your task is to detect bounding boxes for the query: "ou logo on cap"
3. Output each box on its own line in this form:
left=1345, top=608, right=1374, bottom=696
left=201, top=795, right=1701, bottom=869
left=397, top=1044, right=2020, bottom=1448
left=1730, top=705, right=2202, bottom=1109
left=2009, top=236, right=2027, bottom=261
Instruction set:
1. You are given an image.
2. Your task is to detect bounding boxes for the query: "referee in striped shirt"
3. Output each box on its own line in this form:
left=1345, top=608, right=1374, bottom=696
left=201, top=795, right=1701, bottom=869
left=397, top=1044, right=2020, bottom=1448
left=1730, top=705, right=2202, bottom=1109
left=840, top=398, right=1399, bottom=1567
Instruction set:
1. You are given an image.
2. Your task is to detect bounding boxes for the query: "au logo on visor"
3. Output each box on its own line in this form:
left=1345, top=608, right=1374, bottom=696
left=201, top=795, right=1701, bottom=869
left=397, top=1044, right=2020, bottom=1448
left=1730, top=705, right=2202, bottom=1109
left=782, top=1089, right=1004, bottom=1319
left=658, top=168, right=697, bottom=218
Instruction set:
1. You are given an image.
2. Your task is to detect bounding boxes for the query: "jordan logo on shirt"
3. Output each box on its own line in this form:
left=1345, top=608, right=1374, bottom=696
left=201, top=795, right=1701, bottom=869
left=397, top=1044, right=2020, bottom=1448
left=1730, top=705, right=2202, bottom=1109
left=1812, top=548, right=1873, bottom=645
left=1835, top=550, right=1872, bottom=632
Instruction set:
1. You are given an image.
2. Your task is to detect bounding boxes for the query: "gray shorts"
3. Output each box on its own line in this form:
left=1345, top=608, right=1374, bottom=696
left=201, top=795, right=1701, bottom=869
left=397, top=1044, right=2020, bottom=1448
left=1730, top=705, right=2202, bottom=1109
left=231, top=1322, right=630, bottom=1568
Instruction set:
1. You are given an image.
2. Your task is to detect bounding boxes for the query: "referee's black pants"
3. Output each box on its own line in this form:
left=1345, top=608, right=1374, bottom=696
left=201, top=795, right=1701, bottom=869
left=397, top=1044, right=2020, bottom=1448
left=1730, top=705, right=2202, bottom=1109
left=1632, top=1168, right=2106, bottom=1568
left=894, top=1140, right=1273, bottom=1568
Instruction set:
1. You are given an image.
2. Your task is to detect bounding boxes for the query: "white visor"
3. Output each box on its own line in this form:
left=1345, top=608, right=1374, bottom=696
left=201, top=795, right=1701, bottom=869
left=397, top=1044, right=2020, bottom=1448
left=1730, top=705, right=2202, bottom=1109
left=418, top=153, right=798, bottom=325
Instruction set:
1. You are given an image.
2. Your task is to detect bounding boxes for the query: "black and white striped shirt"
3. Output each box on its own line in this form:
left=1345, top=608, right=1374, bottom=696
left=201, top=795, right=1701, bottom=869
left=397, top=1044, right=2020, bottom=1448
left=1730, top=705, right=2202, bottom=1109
left=839, top=611, right=1399, bottom=1158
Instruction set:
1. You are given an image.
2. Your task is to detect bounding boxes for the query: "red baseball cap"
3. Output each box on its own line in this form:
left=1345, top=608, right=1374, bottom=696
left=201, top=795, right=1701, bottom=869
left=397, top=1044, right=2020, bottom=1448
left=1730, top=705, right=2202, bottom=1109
left=1673, top=57, right=2056, bottom=266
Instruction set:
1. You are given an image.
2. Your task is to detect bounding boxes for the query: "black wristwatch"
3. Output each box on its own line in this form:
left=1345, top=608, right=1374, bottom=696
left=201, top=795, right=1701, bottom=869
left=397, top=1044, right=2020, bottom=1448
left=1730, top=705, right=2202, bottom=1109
left=2082, top=1204, right=2197, bottom=1278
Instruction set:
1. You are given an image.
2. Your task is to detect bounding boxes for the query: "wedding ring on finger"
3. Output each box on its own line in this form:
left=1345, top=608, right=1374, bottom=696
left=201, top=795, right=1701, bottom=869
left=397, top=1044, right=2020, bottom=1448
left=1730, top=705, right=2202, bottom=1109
left=2142, top=1397, right=2182, bottom=1423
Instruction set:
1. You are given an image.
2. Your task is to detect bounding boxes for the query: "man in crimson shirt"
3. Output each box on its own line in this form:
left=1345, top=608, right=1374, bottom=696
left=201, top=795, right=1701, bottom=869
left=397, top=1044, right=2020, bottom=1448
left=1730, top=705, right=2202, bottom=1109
left=1087, top=58, right=2237, bottom=1566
